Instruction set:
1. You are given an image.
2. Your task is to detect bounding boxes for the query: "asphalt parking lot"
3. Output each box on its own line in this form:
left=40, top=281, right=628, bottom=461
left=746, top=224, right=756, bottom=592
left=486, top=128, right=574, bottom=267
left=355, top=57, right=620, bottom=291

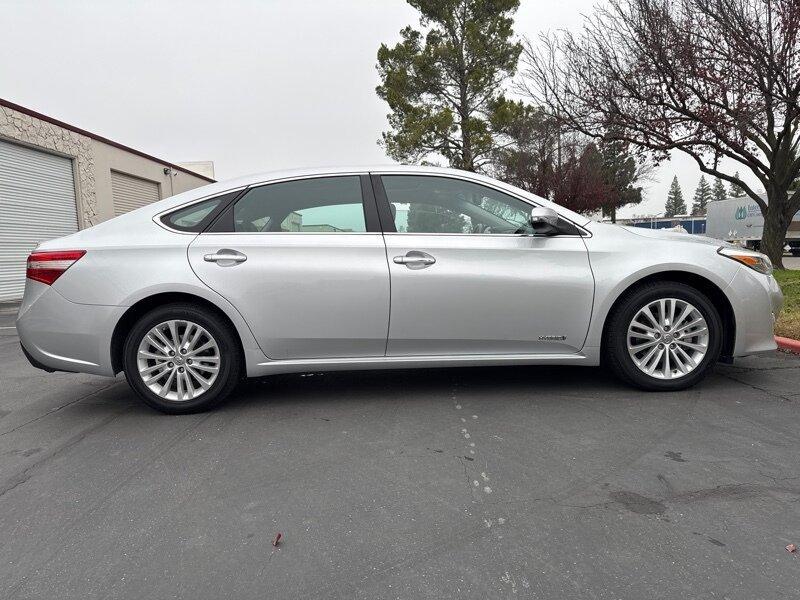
left=2, top=304, right=800, bottom=599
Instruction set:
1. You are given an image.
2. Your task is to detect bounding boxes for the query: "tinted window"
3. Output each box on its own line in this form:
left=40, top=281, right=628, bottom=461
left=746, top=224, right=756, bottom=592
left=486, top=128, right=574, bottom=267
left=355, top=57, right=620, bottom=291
left=161, top=193, right=235, bottom=232
left=233, top=176, right=366, bottom=233
left=381, top=176, right=534, bottom=235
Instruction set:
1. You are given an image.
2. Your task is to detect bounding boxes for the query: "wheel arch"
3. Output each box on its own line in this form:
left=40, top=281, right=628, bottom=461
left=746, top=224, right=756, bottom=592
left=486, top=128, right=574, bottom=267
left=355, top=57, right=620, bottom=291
left=110, top=292, right=247, bottom=375
left=599, top=270, right=736, bottom=361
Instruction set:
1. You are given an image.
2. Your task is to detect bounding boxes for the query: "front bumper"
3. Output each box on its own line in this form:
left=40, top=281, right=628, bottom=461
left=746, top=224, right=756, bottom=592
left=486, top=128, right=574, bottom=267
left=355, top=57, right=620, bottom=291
left=16, top=280, right=125, bottom=377
left=726, top=267, right=783, bottom=356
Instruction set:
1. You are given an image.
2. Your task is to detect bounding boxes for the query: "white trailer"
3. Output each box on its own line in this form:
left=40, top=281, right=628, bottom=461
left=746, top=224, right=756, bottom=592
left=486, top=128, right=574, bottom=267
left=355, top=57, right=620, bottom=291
left=705, top=194, right=800, bottom=255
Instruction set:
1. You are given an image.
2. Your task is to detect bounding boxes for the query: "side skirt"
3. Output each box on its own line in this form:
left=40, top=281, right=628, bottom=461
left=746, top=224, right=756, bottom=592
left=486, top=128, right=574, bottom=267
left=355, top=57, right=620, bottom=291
left=247, top=348, right=600, bottom=377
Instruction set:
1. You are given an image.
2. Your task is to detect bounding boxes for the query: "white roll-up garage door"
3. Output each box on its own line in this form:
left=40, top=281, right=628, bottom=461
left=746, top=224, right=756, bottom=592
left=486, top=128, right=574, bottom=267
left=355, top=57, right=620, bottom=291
left=111, top=170, right=160, bottom=216
left=0, top=139, right=79, bottom=302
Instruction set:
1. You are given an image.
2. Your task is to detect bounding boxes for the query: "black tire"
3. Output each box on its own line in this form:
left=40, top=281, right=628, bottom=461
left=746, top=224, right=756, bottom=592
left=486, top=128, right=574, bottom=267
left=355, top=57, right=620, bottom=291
left=604, top=281, right=722, bottom=391
left=123, top=303, right=242, bottom=414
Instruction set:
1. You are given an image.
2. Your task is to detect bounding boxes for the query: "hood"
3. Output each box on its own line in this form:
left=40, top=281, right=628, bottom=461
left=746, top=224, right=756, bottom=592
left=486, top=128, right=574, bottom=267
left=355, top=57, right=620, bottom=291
left=590, top=222, right=730, bottom=248
left=621, top=225, right=721, bottom=245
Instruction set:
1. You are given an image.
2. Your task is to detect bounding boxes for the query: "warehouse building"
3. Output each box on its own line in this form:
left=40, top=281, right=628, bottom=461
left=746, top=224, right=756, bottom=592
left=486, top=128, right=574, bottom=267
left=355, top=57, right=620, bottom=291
left=0, top=98, right=214, bottom=301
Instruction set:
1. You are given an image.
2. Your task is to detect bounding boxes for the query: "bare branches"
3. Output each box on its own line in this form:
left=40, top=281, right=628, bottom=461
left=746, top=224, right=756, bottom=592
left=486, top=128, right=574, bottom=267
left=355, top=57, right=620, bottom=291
left=517, top=0, right=800, bottom=265
left=518, top=0, right=800, bottom=204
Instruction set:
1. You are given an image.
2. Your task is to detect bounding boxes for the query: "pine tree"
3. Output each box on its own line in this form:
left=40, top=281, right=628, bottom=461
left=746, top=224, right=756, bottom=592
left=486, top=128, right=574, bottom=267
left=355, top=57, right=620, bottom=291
left=598, top=137, right=643, bottom=222
left=729, top=171, right=747, bottom=198
left=376, top=0, right=522, bottom=171
left=712, top=177, right=727, bottom=202
left=664, top=176, right=687, bottom=217
left=691, top=175, right=712, bottom=215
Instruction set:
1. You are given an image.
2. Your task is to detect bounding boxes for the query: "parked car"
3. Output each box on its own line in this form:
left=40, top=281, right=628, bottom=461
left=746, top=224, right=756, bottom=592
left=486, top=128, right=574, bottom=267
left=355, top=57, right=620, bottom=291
left=17, top=166, right=783, bottom=413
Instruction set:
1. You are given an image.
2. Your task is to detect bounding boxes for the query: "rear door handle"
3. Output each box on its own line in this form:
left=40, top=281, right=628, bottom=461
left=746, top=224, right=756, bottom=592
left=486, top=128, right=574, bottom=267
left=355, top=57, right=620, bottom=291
left=393, top=251, right=436, bottom=269
left=204, top=249, right=247, bottom=265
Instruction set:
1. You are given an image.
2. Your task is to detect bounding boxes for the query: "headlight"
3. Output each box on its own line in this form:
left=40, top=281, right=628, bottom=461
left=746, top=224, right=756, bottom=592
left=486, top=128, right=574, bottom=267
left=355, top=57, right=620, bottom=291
left=718, top=246, right=773, bottom=275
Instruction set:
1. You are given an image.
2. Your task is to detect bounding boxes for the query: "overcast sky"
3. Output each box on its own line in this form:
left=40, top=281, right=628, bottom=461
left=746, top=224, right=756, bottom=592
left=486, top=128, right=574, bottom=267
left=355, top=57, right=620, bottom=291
left=0, top=0, right=764, bottom=217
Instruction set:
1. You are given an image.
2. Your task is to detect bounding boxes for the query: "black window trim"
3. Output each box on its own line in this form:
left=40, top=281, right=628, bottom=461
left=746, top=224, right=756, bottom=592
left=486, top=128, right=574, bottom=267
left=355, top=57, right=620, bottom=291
left=369, top=172, right=590, bottom=237
left=204, top=173, right=382, bottom=234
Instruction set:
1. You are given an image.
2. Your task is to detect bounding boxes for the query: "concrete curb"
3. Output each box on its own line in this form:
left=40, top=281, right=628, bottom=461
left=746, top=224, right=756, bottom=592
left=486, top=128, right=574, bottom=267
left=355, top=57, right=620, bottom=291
left=776, top=336, right=800, bottom=353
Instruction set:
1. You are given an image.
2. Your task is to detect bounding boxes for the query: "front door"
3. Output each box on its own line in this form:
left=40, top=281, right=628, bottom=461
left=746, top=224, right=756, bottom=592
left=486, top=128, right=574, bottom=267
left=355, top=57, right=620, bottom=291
left=188, top=175, right=390, bottom=360
left=374, top=174, right=594, bottom=356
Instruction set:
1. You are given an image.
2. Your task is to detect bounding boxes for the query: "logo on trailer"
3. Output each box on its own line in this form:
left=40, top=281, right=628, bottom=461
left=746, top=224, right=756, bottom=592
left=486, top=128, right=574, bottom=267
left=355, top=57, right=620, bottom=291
left=735, top=206, right=747, bottom=220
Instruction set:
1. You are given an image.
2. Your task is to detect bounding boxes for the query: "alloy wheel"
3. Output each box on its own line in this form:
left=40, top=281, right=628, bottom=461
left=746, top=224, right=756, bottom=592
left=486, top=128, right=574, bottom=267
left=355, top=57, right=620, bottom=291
left=626, top=298, right=709, bottom=380
left=136, top=319, right=221, bottom=401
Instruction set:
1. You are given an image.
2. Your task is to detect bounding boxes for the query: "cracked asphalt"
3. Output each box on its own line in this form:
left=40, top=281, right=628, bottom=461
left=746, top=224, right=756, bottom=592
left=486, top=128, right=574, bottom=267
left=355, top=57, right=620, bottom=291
left=2, top=303, right=800, bottom=599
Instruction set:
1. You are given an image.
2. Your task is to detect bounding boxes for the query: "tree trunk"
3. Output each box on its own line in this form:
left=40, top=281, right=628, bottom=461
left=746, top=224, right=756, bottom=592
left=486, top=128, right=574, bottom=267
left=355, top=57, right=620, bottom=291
left=761, top=190, right=790, bottom=270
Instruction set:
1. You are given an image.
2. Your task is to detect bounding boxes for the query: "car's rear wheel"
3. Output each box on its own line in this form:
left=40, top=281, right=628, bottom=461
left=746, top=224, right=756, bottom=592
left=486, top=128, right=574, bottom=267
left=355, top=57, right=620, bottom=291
left=604, top=282, right=722, bottom=390
left=123, top=303, right=241, bottom=413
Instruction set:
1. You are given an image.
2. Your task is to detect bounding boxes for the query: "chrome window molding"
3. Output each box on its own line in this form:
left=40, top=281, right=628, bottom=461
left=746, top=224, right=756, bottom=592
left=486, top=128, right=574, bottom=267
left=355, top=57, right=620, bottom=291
left=197, top=231, right=384, bottom=236
left=153, top=170, right=591, bottom=238
left=381, top=232, right=589, bottom=239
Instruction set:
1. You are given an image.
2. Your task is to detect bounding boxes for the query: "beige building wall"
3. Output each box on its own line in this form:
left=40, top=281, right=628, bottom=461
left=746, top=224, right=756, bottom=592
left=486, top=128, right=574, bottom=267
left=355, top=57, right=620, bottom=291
left=178, top=161, right=215, bottom=180
left=91, top=140, right=212, bottom=223
left=0, top=101, right=212, bottom=228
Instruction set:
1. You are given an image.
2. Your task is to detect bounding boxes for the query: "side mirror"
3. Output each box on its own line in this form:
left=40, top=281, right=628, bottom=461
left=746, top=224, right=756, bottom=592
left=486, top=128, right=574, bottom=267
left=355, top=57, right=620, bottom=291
left=529, top=207, right=559, bottom=234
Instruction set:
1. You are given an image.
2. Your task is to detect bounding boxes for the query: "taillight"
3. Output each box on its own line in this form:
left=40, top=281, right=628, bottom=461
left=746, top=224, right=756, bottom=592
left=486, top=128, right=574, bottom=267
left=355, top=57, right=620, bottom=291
left=26, top=250, right=86, bottom=285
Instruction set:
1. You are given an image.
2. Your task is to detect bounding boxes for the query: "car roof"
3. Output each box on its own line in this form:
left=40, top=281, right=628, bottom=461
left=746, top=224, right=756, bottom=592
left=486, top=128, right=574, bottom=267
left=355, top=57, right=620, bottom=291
left=185, top=164, right=484, bottom=191
left=154, top=165, right=590, bottom=226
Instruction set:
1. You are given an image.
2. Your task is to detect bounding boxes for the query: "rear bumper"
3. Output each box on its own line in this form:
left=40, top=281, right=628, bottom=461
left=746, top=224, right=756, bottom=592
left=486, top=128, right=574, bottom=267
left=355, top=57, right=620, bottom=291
left=20, top=341, right=62, bottom=373
left=16, top=280, right=124, bottom=377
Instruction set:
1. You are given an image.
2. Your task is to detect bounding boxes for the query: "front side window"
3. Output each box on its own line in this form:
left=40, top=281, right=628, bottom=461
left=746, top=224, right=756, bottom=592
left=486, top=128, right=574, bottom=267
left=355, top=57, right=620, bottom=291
left=233, top=176, right=366, bottom=233
left=380, top=175, right=534, bottom=235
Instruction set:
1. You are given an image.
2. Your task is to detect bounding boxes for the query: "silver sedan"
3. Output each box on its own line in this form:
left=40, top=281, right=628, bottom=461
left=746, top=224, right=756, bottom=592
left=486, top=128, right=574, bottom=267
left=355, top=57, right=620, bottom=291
left=17, top=166, right=783, bottom=413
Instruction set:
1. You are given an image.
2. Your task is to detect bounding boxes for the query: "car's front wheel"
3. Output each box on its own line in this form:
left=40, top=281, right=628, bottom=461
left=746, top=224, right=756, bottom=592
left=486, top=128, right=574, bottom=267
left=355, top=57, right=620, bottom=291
left=123, top=303, right=241, bottom=413
left=604, top=282, right=723, bottom=390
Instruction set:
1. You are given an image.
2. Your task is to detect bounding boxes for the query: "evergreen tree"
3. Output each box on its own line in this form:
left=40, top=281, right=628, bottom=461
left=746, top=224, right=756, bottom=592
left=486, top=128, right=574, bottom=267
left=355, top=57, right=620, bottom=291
left=728, top=171, right=747, bottom=198
left=691, top=175, right=712, bottom=215
left=712, top=177, right=727, bottom=202
left=664, top=176, right=687, bottom=217
left=598, top=137, right=643, bottom=223
left=376, top=0, right=522, bottom=171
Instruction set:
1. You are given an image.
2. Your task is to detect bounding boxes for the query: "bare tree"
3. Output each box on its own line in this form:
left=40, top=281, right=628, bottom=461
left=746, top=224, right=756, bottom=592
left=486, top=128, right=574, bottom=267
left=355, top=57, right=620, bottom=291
left=519, top=0, right=800, bottom=267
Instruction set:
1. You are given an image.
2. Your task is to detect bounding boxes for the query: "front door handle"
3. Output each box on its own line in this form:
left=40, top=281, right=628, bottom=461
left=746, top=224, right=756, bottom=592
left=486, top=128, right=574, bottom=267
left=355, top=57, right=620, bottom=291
left=203, top=249, right=247, bottom=266
left=393, top=251, right=436, bottom=269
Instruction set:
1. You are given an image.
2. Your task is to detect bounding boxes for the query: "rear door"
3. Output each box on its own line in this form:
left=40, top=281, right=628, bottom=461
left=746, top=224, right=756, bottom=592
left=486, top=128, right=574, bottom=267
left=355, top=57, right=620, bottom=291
left=373, top=173, right=594, bottom=356
left=188, top=174, right=390, bottom=360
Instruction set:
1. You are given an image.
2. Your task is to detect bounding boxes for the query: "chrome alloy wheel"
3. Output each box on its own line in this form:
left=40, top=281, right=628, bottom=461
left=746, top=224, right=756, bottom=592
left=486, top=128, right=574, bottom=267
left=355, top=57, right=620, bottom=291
left=626, top=298, right=709, bottom=380
left=136, top=320, right=221, bottom=401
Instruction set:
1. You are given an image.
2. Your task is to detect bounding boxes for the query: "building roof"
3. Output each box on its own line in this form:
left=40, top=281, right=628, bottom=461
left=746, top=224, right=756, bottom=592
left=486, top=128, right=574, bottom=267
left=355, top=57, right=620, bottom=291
left=0, top=98, right=215, bottom=183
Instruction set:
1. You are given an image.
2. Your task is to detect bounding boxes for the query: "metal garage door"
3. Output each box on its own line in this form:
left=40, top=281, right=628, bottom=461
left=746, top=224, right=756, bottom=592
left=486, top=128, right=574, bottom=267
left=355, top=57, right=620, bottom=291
left=0, top=139, right=78, bottom=302
left=111, top=171, right=160, bottom=216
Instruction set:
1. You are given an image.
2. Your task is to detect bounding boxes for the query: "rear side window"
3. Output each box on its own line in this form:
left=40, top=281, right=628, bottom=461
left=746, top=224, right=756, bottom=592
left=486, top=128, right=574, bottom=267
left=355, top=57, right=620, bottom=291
left=232, top=176, right=366, bottom=233
left=161, top=191, right=239, bottom=232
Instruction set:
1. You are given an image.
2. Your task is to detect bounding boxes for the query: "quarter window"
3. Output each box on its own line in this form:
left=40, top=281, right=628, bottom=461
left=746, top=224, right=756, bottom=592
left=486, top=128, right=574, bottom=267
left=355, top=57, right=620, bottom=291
left=161, top=192, right=237, bottom=232
left=380, top=175, right=534, bottom=235
left=161, top=190, right=241, bottom=233
left=233, top=176, right=366, bottom=233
